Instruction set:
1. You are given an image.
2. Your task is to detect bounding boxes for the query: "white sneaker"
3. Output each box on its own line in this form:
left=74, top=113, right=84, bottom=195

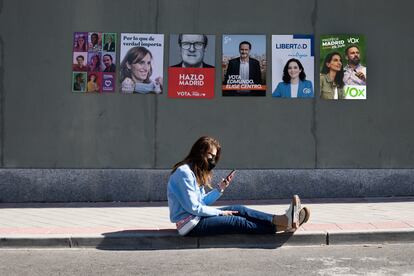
left=285, top=195, right=301, bottom=231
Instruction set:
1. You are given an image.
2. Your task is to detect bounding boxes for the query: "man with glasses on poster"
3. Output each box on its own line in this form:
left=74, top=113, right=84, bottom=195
left=172, top=34, right=214, bottom=68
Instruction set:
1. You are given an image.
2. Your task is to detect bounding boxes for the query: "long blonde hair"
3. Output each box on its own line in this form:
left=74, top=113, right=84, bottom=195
left=172, top=136, right=221, bottom=188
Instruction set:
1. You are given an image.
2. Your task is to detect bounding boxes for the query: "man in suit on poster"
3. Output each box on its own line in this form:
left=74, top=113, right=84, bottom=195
left=103, top=35, right=116, bottom=52
left=223, top=41, right=262, bottom=96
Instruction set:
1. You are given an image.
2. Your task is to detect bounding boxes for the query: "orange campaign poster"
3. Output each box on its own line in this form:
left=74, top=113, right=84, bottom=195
left=168, top=34, right=215, bottom=99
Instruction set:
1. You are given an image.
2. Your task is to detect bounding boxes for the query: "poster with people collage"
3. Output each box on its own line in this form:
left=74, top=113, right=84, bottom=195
left=71, top=32, right=366, bottom=100
left=72, top=32, right=117, bottom=93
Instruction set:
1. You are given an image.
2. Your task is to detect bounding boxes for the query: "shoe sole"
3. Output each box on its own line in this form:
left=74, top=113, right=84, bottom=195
left=298, top=206, right=311, bottom=227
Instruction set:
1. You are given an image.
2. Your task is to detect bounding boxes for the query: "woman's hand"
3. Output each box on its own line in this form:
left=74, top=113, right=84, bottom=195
left=155, top=76, right=163, bottom=88
left=221, top=210, right=238, bottom=216
left=121, top=77, right=135, bottom=93
left=218, top=178, right=230, bottom=192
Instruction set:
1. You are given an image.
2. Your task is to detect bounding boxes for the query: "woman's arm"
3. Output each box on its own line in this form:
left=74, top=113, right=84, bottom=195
left=202, top=188, right=222, bottom=205
left=272, top=82, right=283, bottom=97
left=171, top=169, right=222, bottom=217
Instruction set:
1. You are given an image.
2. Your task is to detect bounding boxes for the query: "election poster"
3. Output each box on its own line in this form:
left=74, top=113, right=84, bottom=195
left=88, top=32, right=102, bottom=52
left=271, top=35, right=314, bottom=98
left=168, top=34, right=215, bottom=99
left=72, top=72, right=87, bottom=92
left=102, top=73, right=116, bottom=92
left=71, top=31, right=117, bottom=93
left=103, top=33, right=116, bottom=52
left=119, top=33, right=164, bottom=94
left=222, top=35, right=266, bottom=96
left=320, top=34, right=366, bottom=100
left=86, top=72, right=102, bottom=92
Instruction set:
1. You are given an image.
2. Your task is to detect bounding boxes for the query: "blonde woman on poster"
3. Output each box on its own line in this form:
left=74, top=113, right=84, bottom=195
left=272, top=58, right=313, bottom=98
left=320, top=52, right=345, bottom=100
left=120, top=46, right=162, bottom=94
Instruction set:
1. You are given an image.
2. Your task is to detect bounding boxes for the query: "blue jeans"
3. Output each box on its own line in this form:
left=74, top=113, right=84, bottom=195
left=187, top=205, right=276, bottom=236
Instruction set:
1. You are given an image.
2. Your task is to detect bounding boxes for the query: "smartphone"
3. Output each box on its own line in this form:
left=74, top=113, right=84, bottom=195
left=225, top=169, right=236, bottom=183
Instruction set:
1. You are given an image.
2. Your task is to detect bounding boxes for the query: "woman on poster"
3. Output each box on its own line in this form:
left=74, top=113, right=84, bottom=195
left=272, top=58, right=314, bottom=98
left=88, top=54, right=102, bottom=72
left=74, top=34, right=87, bottom=52
left=87, top=73, right=99, bottom=92
left=120, top=46, right=163, bottom=94
left=167, top=136, right=310, bottom=236
left=320, top=52, right=345, bottom=100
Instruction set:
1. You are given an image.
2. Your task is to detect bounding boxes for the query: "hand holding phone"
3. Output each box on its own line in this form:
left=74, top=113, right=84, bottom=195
left=218, top=170, right=236, bottom=192
left=225, top=169, right=236, bottom=183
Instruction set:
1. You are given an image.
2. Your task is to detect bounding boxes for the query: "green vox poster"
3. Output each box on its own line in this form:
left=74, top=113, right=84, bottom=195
left=320, top=35, right=366, bottom=100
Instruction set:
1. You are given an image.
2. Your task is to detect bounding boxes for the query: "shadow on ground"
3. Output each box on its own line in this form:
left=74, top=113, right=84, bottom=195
left=89, top=229, right=294, bottom=250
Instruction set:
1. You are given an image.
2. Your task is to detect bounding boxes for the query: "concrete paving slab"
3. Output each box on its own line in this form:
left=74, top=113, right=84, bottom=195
left=1, top=198, right=414, bottom=249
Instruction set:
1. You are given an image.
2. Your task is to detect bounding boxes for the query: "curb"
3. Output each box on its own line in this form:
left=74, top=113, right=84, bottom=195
left=328, top=229, right=414, bottom=245
left=1, top=230, right=414, bottom=250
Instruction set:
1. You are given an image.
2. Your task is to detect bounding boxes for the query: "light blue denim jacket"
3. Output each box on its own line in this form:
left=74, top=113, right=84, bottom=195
left=167, top=164, right=223, bottom=223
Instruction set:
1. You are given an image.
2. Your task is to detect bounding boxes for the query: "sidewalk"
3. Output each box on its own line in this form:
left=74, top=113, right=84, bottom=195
left=1, top=197, right=414, bottom=249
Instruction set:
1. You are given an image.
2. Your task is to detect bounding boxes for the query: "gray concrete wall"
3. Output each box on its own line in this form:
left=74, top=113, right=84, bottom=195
left=1, top=169, right=413, bottom=203
left=0, top=0, right=414, bottom=170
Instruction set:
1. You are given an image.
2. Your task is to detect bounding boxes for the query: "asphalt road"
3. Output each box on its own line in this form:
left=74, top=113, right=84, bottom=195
left=1, top=244, right=413, bottom=275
